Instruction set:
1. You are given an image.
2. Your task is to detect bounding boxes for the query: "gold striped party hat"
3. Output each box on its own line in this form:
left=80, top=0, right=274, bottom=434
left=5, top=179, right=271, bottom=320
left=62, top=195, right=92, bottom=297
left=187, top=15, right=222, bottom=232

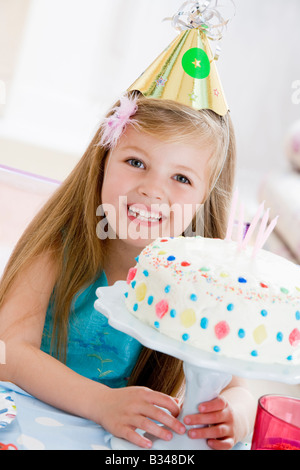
left=128, top=1, right=235, bottom=116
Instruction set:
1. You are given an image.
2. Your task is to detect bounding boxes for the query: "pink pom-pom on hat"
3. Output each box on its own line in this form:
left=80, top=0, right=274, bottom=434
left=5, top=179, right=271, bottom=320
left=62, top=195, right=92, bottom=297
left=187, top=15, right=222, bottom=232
left=99, top=94, right=139, bottom=149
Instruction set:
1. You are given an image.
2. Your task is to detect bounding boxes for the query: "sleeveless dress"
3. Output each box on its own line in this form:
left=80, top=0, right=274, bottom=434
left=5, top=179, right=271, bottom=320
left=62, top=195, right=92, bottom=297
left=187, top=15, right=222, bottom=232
left=41, top=271, right=143, bottom=388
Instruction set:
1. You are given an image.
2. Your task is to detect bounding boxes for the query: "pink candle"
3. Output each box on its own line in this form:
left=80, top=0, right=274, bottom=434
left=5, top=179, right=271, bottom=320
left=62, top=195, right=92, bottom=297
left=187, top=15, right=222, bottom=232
left=252, top=208, right=270, bottom=257
left=237, top=202, right=245, bottom=250
left=241, top=201, right=265, bottom=249
left=258, top=216, right=279, bottom=251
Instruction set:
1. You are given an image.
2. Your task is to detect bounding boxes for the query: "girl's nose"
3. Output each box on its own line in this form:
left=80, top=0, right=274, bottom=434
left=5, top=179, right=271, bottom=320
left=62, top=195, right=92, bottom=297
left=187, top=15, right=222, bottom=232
left=137, top=175, right=165, bottom=200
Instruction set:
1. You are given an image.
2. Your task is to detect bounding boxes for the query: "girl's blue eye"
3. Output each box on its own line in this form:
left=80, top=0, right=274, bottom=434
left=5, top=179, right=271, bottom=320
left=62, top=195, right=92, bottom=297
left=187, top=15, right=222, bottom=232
left=127, top=159, right=144, bottom=169
left=174, top=174, right=191, bottom=185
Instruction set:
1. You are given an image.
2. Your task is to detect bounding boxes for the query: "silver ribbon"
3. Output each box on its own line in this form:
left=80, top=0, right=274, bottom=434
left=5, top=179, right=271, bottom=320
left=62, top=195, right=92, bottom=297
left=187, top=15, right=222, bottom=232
left=164, top=0, right=235, bottom=60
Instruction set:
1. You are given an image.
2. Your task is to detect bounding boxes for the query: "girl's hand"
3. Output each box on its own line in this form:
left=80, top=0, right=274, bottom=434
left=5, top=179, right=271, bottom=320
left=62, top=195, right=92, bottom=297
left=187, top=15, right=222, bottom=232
left=98, top=386, right=186, bottom=449
left=183, top=396, right=238, bottom=450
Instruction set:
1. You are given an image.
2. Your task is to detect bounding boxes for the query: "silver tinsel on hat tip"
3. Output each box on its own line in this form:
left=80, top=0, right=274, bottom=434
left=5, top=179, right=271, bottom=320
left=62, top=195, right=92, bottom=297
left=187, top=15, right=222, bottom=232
left=164, top=0, right=236, bottom=41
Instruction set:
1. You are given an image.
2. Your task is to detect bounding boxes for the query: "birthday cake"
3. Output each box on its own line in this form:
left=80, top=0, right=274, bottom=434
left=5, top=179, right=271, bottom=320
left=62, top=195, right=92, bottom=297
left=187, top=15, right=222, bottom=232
left=125, top=236, right=300, bottom=365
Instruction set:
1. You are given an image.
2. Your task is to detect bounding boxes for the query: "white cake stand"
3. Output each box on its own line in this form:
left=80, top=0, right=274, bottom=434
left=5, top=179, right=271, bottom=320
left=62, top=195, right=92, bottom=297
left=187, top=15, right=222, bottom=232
left=94, top=281, right=300, bottom=451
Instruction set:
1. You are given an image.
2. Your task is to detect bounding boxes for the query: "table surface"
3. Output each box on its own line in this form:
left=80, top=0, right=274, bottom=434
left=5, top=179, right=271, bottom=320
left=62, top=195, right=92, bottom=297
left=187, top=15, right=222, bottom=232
left=0, top=381, right=252, bottom=451
left=0, top=381, right=111, bottom=450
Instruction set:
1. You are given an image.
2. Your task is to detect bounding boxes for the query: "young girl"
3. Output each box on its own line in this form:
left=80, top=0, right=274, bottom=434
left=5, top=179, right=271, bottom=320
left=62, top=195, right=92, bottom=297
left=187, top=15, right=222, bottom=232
left=0, top=93, right=256, bottom=450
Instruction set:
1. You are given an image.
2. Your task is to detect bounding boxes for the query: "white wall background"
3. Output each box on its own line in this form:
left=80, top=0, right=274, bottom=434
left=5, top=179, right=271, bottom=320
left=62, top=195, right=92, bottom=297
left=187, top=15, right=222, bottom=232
left=0, top=0, right=300, bottom=187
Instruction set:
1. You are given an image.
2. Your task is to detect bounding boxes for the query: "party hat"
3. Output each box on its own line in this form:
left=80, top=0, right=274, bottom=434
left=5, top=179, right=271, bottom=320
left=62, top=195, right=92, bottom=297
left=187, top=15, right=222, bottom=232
left=128, top=1, right=235, bottom=116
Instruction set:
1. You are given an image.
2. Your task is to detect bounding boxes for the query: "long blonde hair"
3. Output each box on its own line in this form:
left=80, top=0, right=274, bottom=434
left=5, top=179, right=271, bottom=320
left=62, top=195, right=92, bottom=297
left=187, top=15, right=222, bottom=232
left=0, top=94, right=236, bottom=396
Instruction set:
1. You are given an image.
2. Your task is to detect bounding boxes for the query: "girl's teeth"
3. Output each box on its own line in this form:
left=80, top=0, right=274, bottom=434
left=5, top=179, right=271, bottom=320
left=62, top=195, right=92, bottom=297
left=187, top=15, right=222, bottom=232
left=128, top=206, right=161, bottom=221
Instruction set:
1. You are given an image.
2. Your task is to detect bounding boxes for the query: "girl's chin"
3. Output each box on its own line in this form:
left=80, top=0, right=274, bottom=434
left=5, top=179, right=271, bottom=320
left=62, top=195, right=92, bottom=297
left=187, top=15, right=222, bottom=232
left=121, top=227, right=165, bottom=247
left=114, top=215, right=167, bottom=244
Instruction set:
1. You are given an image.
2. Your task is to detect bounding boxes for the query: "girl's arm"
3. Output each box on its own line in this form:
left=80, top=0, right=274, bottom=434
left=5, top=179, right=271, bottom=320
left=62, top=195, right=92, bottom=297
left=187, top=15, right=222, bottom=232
left=0, top=253, right=185, bottom=448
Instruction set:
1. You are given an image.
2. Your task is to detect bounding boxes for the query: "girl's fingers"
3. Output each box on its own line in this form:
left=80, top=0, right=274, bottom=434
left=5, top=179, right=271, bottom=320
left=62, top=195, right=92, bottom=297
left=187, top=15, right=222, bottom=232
left=150, top=391, right=181, bottom=417
left=122, top=427, right=153, bottom=449
left=198, top=396, right=227, bottom=413
left=207, top=437, right=235, bottom=451
left=126, top=387, right=180, bottom=418
left=144, top=404, right=186, bottom=436
left=136, top=415, right=174, bottom=442
left=131, top=388, right=185, bottom=434
left=184, top=409, right=226, bottom=426
left=188, top=423, right=230, bottom=441
left=123, top=415, right=180, bottom=448
left=184, top=397, right=229, bottom=426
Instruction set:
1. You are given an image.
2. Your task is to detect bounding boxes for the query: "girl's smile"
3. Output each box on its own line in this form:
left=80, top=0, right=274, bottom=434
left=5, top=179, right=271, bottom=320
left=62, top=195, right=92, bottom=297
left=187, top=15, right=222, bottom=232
left=127, top=203, right=165, bottom=227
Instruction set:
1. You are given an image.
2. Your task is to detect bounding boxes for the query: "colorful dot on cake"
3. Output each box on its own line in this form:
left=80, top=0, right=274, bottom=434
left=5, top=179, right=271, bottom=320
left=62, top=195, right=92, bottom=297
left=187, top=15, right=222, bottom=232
left=170, top=309, right=177, bottom=318
left=200, top=267, right=210, bottom=272
left=260, top=309, right=268, bottom=317
left=182, top=333, right=190, bottom=341
left=143, top=270, right=149, bottom=277
left=220, top=272, right=229, bottom=278
left=296, top=311, right=300, bottom=320
left=155, top=299, right=169, bottom=319
left=126, top=267, right=137, bottom=284
left=289, top=328, right=300, bottom=347
left=154, top=321, right=160, bottom=328
left=181, top=261, right=191, bottom=267
left=167, top=255, right=176, bottom=261
left=160, top=239, right=168, bottom=242
left=147, top=295, right=154, bottom=305
left=133, top=303, right=138, bottom=312
left=281, top=287, right=289, bottom=294
left=135, top=283, right=147, bottom=302
left=251, top=350, right=258, bottom=357
left=164, top=285, right=171, bottom=293
left=276, top=332, right=283, bottom=342
left=227, top=303, right=234, bottom=311
left=253, top=325, right=267, bottom=344
left=124, top=292, right=128, bottom=298
left=200, top=317, right=209, bottom=329
left=190, top=294, right=197, bottom=302
left=287, top=355, right=293, bottom=361
left=215, top=321, right=230, bottom=340
left=213, top=346, right=220, bottom=353
left=238, top=277, right=247, bottom=283
left=131, top=280, right=136, bottom=289
left=158, top=251, right=167, bottom=255
left=260, top=282, right=268, bottom=288
left=180, top=308, right=196, bottom=328
left=238, top=328, right=245, bottom=339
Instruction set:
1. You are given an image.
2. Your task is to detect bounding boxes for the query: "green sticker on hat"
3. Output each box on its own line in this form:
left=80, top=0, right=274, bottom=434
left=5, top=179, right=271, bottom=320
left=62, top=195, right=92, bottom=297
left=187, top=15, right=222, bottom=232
left=182, top=47, right=210, bottom=79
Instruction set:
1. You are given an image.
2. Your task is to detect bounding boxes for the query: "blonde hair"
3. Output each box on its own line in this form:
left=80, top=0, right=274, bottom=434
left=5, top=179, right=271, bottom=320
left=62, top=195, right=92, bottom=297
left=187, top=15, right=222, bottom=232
left=0, top=93, right=236, bottom=396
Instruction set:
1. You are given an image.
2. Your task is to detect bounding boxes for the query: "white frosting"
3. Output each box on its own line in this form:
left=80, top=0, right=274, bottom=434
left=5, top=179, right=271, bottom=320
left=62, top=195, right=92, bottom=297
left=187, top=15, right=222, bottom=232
left=125, top=236, right=300, bottom=365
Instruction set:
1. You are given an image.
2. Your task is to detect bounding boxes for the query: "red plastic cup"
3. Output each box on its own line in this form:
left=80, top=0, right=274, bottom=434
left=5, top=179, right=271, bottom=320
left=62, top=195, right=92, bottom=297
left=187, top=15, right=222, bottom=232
left=251, top=395, right=300, bottom=450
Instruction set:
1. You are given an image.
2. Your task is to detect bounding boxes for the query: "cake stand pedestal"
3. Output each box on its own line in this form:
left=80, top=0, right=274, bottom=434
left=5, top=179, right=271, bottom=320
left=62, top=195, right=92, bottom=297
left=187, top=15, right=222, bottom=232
left=94, top=281, right=300, bottom=451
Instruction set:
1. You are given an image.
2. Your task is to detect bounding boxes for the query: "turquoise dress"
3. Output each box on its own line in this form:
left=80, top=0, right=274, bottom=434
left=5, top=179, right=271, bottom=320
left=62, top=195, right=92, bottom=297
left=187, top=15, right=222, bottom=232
left=41, top=271, right=142, bottom=388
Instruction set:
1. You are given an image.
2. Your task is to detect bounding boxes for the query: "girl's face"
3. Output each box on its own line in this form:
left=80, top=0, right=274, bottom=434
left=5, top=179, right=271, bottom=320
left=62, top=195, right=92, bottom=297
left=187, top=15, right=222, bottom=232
left=101, top=127, right=213, bottom=249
